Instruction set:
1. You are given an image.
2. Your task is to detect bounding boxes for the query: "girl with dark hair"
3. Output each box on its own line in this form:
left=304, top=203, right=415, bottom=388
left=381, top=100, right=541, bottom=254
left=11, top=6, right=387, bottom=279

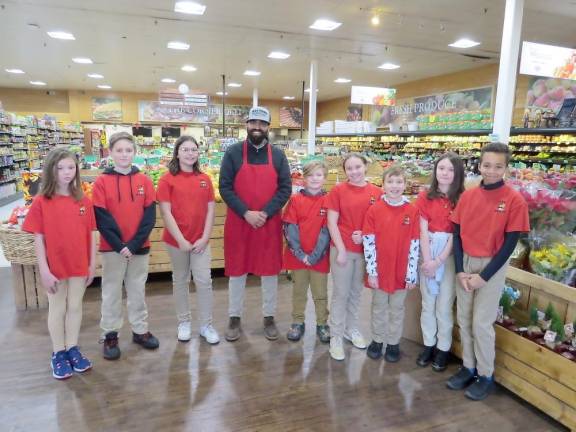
left=157, top=136, right=220, bottom=344
left=415, top=152, right=465, bottom=372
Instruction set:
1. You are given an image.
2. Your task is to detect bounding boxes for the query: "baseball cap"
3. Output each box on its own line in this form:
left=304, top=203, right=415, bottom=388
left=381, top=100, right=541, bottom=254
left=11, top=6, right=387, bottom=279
left=247, top=106, right=271, bottom=124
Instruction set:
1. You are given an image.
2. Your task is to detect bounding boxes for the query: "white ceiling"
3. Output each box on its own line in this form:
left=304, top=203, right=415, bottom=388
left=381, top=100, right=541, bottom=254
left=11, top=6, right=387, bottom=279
left=0, top=0, right=575, bottom=102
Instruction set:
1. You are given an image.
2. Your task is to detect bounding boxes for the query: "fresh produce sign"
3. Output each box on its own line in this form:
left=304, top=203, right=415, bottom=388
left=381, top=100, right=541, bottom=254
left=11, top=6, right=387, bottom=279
left=351, top=86, right=396, bottom=106
left=138, top=101, right=251, bottom=124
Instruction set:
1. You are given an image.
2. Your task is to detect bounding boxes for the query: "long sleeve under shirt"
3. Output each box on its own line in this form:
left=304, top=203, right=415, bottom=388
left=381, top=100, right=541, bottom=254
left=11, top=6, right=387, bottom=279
left=218, top=138, right=292, bottom=218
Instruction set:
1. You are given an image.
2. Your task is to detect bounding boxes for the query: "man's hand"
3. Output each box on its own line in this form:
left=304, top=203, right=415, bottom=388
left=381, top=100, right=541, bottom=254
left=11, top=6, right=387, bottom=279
left=244, top=210, right=267, bottom=228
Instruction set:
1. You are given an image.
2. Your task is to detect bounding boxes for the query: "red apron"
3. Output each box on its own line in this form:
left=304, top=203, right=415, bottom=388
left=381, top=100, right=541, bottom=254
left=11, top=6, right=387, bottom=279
left=224, top=141, right=283, bottom=276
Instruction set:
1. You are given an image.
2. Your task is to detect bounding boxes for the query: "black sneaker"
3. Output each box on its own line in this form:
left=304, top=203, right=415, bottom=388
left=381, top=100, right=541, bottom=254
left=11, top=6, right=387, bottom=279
left=287, top=323, right=305, bottom=341
left=384, top=344, right=400, bottom=362
left=416, top=346, right=435, bottom=367
left=465, top=375, right=494, bottom=401
left=102, top=331, right=121, bottom=360
left=446, top=366, right=476, bottom=390
left=432, top=349, right=450, bottom=372
left=316, top=324, right=330, bottom=344
left=367, top=341, right=383, bottom=359
left=132, top=331, right=160, bottom=350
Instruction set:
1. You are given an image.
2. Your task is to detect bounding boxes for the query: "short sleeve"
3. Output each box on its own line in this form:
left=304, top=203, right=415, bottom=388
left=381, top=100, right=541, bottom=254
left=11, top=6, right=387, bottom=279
left=156, top=174, right=171, bottom=203
left=282, top=196, right=299, bottom=224
left=411, top=207, right=421, bottom=240
left=325, top=185, right=341, bottom=212
left=506, top=194, right=530, bottom=233
left=85, top=199, right=97, bottom=231
left=205, top=175, right=215, bottom=201
left=91, top=176, right=107, bottom=208
left=414, top=192, right=430, bottom=221
left=144, top=176, right=155, bottom=207
left=22, top=197, right=44, bottom=234
left=362, top=206, right=376, bottom=236
left=450, top=192, right=467, bottom=224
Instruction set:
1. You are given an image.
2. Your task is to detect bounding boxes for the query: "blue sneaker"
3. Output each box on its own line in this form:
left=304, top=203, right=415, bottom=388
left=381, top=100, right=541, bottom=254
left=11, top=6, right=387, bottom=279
left=51, top=350, right=73, bottom=380
left=66, top=346, right=92, bottom=373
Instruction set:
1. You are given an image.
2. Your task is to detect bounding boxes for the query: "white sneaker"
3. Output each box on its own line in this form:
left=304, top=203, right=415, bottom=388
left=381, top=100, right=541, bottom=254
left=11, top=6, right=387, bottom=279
left=200, top=324, right=220, bottom=345
left=344, top=328, right=367, bottom=349
left=329, top=336, right=345, bottom=361
left=177, top=321, right=192, bottom=342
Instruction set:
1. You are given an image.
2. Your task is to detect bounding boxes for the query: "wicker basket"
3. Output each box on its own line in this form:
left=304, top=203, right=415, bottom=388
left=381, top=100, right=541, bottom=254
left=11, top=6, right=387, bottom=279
left=0, top=226, right=37, bottom=265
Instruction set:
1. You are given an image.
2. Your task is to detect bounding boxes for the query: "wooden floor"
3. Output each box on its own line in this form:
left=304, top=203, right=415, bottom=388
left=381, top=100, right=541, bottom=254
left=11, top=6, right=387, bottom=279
left=0, top=268, right=567, bottom=432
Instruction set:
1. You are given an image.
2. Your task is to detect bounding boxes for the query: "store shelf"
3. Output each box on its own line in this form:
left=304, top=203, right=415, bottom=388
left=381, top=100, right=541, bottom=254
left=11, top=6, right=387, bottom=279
left=317, top=128, right=576, bottom=138
left=0, top=191, right=23, bottom=207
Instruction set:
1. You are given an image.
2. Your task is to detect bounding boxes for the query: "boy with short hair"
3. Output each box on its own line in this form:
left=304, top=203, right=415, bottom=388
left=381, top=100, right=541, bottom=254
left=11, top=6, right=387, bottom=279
left=447, top=143, right=529, bottom=401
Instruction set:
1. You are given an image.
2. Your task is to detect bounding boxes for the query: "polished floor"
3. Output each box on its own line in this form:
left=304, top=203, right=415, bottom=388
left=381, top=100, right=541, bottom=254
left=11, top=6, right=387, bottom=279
left=0, top=268, right=566, bottom=432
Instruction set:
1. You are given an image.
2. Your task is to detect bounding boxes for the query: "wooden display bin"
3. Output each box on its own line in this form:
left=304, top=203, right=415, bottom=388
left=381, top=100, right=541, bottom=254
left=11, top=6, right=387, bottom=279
left=10, top=263, right=48, bottom=310
left=451, top=267, right=576, bottom=431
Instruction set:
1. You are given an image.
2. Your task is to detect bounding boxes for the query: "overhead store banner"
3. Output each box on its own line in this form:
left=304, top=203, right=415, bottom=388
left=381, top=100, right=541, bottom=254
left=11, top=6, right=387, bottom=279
left=371, top=86, right=494, bottom=131
left=525, top=77, right=576, bottom=114
left=92, top=97, right=122, bottom=121
left=279, top=107, right=303, bottom=128
left=138, top=101, right=251, bottom=124
left=520, top=41, right=576, bottom=81
left=351, top=86, right=396, bottom=106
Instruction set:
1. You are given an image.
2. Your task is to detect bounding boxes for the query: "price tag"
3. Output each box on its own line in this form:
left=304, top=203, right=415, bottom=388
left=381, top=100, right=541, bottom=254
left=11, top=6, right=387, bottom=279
left=537, top=310, right=546, bottom=321
left=565, top=323, right=574, bottom=337
left=496, top=306, right=504, bottom=323
left=544, top=330, right=557, bottom=343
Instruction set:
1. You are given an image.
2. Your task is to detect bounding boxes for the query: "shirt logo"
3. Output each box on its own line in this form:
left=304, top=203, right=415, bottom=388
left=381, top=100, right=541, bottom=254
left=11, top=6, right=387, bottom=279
left=200, top=180, right=208, bottom=188
left=369, top=196, right=376, bottom=205
left=319, top=207, right=327, bottom=217
left=137, top=185, right=145, bottom=196
left=403, top=215, right=411, bottom=225
left=496, top=200, right=506, bottom=213
left=79, top=206, right=86, bottom=216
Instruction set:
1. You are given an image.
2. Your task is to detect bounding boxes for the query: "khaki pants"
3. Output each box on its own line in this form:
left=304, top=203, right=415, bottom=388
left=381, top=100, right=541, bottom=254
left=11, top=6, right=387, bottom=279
left=228, top=274, right=277, bottom=317
left=457, top=254, right=509, bottom=377
left=291, top=269, right=328, bottom=325
left=329, top=249, right=365, bottom=338
left=371, top=289, right=408, bottom=345
left=100, top=252, right=150, bottom=336
left=166, top=244, right=213, bottom=326
left=47, top=277, right=87, bottom=352
left=420, top=257, right=456, bottom=351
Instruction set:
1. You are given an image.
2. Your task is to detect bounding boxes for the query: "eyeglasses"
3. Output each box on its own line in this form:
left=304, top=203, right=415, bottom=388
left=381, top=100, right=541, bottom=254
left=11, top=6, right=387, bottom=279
left=179, top=148, right=199, bottom=153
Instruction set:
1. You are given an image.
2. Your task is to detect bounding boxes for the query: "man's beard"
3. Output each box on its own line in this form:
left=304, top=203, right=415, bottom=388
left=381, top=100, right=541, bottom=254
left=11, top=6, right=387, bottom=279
left=248, top=130, right=267, bottom=145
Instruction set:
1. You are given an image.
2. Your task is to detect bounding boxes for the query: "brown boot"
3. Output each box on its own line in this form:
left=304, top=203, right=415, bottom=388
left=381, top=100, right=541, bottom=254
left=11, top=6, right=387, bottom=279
left=225, top=316, right=241, bottom=342
left=263, top=316, right=279, bottom=341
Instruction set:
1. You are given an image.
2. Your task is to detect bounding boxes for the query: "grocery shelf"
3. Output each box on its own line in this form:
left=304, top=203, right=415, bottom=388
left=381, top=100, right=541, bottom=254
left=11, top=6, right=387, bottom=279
left=0, top=191, right=23, bottom=207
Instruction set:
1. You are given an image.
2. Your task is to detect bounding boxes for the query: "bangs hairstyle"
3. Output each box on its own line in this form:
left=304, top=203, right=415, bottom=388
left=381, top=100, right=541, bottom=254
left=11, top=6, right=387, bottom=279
left=427, top=152, right=465, bottom=206
left=342, top=153, right=368, bottom=170
left=303, top=161, right=328, bottom=177
left=382, top=165, right=407, bottom=182
left=168, top=135, right=202, bottom=175
left=480, top=142, right=511, bottom=164
left=40, top=148, right=83, bottom=201
left=108, top=131, right=136, bottom=150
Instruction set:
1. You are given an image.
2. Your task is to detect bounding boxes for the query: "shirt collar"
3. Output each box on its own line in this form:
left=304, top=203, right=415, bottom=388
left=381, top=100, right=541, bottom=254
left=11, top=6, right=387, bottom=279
left=480, top=179, right=505, bottom=190
left=382, top=195, right=410, bottom=206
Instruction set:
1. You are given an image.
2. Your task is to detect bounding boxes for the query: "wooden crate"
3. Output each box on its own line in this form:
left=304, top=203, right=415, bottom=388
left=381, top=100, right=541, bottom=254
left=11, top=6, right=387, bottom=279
left=451, top=267, right=576, bottom=431
left=10, top=263, right=48, bottom=310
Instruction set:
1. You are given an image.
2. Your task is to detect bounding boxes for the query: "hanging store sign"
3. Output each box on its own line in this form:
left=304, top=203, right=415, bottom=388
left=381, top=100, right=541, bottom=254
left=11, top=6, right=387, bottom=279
left=92, top=97, right=122, bottom=121
left=279, top=107, right=303, bottom=128
left=351, top=86, right=396, bottom=106
left=138, top=101, right=251, bottom=124
left=520, top=41, right=576, bottom=81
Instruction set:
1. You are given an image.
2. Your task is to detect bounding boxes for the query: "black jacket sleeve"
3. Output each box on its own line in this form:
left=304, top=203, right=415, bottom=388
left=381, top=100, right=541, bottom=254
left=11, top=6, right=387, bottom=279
left=219, top=146, right=249, bottom=218
left=453, top=224, right=464, bottom=274
left=126, top=202, right=156, bottom=254
left=479, top=232, right=520, bottom=281
left=262, top=148, right=292, bottom=218
left=307, top=226, right=331, bottom=265
left=94, top=206, right=125, bottom=253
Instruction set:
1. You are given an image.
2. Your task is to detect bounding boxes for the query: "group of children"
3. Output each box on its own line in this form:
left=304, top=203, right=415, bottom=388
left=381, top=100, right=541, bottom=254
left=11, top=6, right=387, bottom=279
left=23, top=132, right=529, bottom=402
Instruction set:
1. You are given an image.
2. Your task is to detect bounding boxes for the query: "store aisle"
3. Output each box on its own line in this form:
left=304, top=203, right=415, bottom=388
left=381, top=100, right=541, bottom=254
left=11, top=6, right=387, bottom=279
left=0, top=198, right=25, bottom=267
left=0, top=272, right=566, bottom=432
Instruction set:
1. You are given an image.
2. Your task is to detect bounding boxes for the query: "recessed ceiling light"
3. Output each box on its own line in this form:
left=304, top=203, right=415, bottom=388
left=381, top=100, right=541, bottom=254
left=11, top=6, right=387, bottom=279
left=161, top=78, right=176, bottom=83
left=174, top=1, right=206, bottom=15
left=378, top=62, right=400, bottom=70
left=30, top=81, right=47, bottom=86
left=371, top=16, right=380, bottom=26
left=72, top=57, right=93, bottom=64
left=304, top=88, right=319, bottom=93
left=47, top=31, right=75, bottom=40
left=228, top=82, right=242, bottom=88
left=181, top=65, right=197, bottom=72
left=244, top=70, right=261, bottom=76
left=310, top=19, right=341, bottom=31
left=216, top=91, right=228, bottom=96
left=5, top=68, right=25, bottom=74
left=283, top=96, right=295, bottom=100
left=449, top=38, right=480, bottom=48
left=268, top=51, right=291, bottom=60
left=167, top=41, right=190, bottom=50
left=98, top=84, right=112, bottom=89
left=334, top=78, right=351, bottom=83
left=87, top=73, right=104, bottom=79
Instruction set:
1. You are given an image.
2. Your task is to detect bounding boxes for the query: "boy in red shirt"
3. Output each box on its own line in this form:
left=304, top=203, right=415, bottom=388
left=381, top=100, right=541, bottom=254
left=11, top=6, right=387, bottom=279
left=93, top=132, right=159, bottom=360
left=362, top=166, right=420, bottom=362
left=447, top=143, right=529, bottom=401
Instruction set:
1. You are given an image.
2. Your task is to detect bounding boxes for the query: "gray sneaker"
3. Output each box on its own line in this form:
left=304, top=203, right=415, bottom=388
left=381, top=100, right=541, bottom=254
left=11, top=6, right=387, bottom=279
left=225, top=316, right=241, bottom=342
left=287, top=323, right=305, bottom=341
left=263, top=316, right=279, bottom=340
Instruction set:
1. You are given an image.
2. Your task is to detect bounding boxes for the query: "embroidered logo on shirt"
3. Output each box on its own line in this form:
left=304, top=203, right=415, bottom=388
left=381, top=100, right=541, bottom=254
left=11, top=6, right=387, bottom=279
left=200, top=180, right=208, bottom=188
left=137, top=185, right=145, bottom=196
left=319, top=207, right=327, bottom=217
left=496, top=200, right=506, bottom=213
left=369, top=196, right=376, bottom=205
left=403, top=215, right=411, bottom=225
left=79, top=206, right=86, bottom=216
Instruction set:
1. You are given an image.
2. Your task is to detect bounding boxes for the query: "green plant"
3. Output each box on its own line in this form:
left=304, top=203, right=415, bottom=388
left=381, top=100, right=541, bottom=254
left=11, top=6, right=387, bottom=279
left=550, top=313, right=565, bottom=341
left=545, top=302, right=556, bottom=321
left=529, top=305, right=539, bottom=326
left=500, top=291, right=513, bottom=316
